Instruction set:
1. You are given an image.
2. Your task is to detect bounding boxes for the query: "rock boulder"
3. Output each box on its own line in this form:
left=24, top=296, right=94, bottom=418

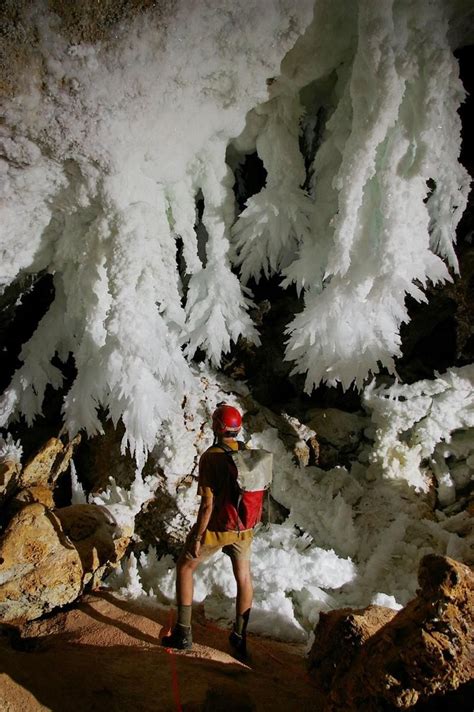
left=0, top=503, right=129, bottom=622
left=9, top=485, right=56, bottom=513
left=309, top=555, right=474, bottom=711
left=0, top=459, right=20, bottom=503
left=306, top=408, right=367, bottom=469
left=308, top=604, right=396, bottom=695
left=19, top=435, right=80, bottom=489
left=55, top=504, right=130, bottom=587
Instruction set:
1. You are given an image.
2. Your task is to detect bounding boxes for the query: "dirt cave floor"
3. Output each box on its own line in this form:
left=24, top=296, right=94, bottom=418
left=0, top=592, right=318, bottom=711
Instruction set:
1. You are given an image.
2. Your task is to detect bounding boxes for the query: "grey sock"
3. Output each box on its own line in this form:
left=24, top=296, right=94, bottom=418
left=177, top=604, right=192, bottom=628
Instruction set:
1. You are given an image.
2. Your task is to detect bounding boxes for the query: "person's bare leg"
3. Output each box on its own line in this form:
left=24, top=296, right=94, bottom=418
left=176, top=553, right=201, bottom=606
left=231, top=556, right=253, bottom=614
left=162, top=554, right=201, bottom=648
left=229, top=556, right=252, bottom=655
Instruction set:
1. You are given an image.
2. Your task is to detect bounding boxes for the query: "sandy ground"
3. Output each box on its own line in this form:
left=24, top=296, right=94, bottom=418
left=0, top=592, right=318, bottom=711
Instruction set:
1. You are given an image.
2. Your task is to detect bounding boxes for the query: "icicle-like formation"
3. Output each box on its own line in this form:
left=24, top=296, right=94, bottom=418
left=0, top=1, right=313, bottom=463
left=183, top=145, right=261, bottom=365
left=91, top=470, right=160, bottom=533
left=232, top=0, right=470, bottom=391
left=70, top=460, right=87, bottom=505
left=1, top=0, right=470, bottom=458
left=231, top=85, right=313, bottom=283
left=0, top=433, right=23, bottom=465
left=285, top=0, right=469, bottom=390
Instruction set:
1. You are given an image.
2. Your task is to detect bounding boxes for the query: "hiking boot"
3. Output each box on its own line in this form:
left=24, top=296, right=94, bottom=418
left=161, top=624, right=193, bottom=650
left=229, top=628, right=247, bottom=658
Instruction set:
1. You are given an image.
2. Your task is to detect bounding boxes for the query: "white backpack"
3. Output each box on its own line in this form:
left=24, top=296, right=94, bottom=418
left=215, top=443, right=273, bottom=492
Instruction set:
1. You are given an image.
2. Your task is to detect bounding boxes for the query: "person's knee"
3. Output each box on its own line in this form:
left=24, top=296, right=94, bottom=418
left=179, top=553, right=202, bottom=572
left=233, top=560, right=252, bottom=585
left=177, top=556, right=193, bottom=573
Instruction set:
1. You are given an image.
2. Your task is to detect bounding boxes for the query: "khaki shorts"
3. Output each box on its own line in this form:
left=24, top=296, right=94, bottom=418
left=184, top=531, right=253, bottom=562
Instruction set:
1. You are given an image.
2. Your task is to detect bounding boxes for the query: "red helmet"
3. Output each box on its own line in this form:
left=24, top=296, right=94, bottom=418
left=212, top=404, right=242, bottom=434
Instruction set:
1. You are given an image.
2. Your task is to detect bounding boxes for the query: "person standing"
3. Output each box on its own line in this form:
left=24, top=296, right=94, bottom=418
left=162, top=403, right=260, bottom=656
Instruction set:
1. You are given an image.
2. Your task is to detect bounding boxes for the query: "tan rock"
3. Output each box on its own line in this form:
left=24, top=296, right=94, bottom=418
left=306, top=407, right=367, bottom=468
left=310, top=555, right=474, bottom=711
left=0, top=503, right=82, bottom=622
left=19, top=438, right=63, bottom=488
left=0, top=502, right=129, bottom=622
left=19, top=435, right=81, bottom=489
left=307, top=408, right=367, bottom=449
left=0, top=459, right=20, bottom=501
left=55, top=504, right=129, bottom=586
left=11, top=485, right=55, bottom=510
left=308, top=605, right=396, bottom=695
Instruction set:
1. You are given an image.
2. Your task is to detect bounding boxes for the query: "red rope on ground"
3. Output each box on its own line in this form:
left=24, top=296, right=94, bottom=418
left=166, top=652, right=183, bottom=712
left=162, top=610, right=312, bottom=711
left=163, top=609, right=183, bottom=712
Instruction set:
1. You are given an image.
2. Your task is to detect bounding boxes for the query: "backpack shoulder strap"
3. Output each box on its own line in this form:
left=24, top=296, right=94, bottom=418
left=212, top=442, right=232, bottom=454
left=212, top=441, right=245, bottom=454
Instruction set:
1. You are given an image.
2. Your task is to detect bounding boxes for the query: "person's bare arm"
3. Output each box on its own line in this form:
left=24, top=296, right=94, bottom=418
left=188, top=493, right=213, bottom=558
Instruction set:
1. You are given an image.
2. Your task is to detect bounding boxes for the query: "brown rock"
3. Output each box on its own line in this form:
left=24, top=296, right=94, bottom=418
left=308, top=605, right=396, bottom=694
left=75, top=420, right=146, bottom=493
left=306, top=408, right=367, bottom=469
left=55, top=504, right=130, bottom=586
left=19, top=435, right=81, bottom=489
left=0, top=503, right=82, bottom=622
left=310, top=555, right=474, bottom=711
left=0, top=0, right=165, bottom=96
left=0, top=459, right=20, bottom=501
left=0, top=503, right=129, bottom=622
left=243, top=399, right=319, bottom=468
left=135, top=489, right=190, bottom=557
left=19, top=438, right=63, bottom=488
left=11, top=485, right=55, bottom=510
left=307, top=408, right=366, bottom=446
